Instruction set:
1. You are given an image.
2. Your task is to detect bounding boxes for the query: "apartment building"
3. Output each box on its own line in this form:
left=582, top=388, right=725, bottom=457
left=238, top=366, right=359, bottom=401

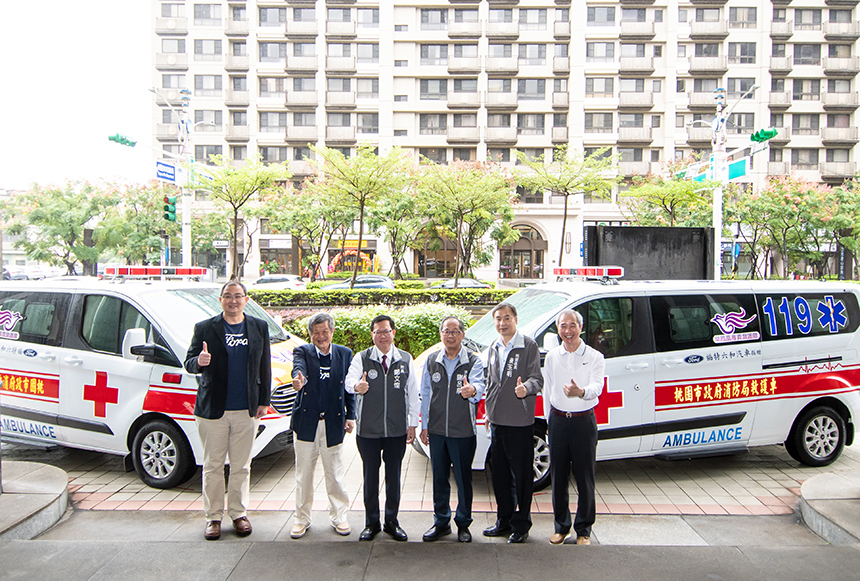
left=152, top=0, right=858, bottom=281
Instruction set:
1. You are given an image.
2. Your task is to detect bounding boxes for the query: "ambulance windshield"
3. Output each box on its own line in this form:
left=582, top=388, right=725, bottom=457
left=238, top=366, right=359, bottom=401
left=465, top=288, right=570, bottom=349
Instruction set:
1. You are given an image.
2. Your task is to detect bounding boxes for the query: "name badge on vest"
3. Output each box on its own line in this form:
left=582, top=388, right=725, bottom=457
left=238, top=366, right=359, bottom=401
left=393, top=366, right=402, bottom=389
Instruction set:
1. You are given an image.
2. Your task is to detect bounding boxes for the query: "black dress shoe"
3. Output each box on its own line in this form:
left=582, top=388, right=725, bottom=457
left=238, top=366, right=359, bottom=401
left=359, top=524, right=381, bottom=541
left=422, top=524, right=452, bottom=542
left=507, top=531, right=529, bottom=544
left=457, top=526, right=472, bottom=543
left=383, top=522, right=408, bottom=541
left=483, top=523, right=512, bottom=537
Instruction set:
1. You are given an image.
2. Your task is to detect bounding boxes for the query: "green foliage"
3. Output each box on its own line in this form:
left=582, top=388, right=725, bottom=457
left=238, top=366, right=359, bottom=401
left=105, top=182, right=181, bottom=265
left=249, top=288, right=516, bottom=308
left=286, top=304, right=474, bottom=355
left=618, top=173, right=716, bottom=228
left=394, top=280, right=425, bottom=289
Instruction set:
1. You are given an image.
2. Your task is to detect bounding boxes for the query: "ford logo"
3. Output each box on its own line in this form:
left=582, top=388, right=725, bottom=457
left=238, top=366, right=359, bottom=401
left=685, top=355, right=704, bottom=364
left=23, top=349, right=37, bottom=357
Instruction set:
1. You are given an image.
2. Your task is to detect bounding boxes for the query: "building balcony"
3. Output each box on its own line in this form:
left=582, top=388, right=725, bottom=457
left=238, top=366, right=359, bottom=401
left=287, top=90, right=320, bottom=108
left=325, top=126, right=356, bottom=143
left=290, top=161, right=314, bottom=176
left=620, top=21, right=656, bottom=39
left=552, top=91, right=569, bottom=109
left=618, top=127, right=653, bottom=143
left=486, top=21, right=519, bottom=38
left=769, top=56, right=793, bottom=75
left=447, top=126, right=480, bottom=143
left=449, top=21, right=482, bottom=38
left=225, top=19, right=249, bottom=36
left=619, top=57, right=655, bottom=75
left=485, top=126, right=518, bottom=143
left=769, top=91, right=792, bottom=109
left=286, top=126, right=318, bottom=142
left=619, top=92, right=654, bottom=109
left=823, top=57, right=860, bottom=77
left=488, top=0, right=519, bottom=5
left=770, top=20, right=794, bottom=39
left=286, top=55, right=319, bottom=73
left=619, top=161, right=653, bottom=176
left=552, top=126, right=568, bottom=142
left=448, top=57, right=481, bottom=74
left=155, top=53, right=188, bottom=70
left=687, top=126, right=714, bottom=144
left=688, top=56, right=728, bottom=75
left=620, top=0, right=655, bottom=4
left=821, top=126, right=860, bottom=145
left=446, top=91, right=480, bottom=108
left=485, top=91, right=518, bottom=108
left=153, top=89, right=185, bottom=107
left=225, top=89, right=249, bottom=107
left=770, top=126, right=792, bottom=144
left=768, top=161, right=789, bottom=175
left=155, top=17, right=188, bottom=35
left=225, top=54, right=249, bottom=71
left=690, top=20, right=729, bottom=39
left=485, top=56, right=519, bottom=74
left=325, top=91, right=355, bottom=108
left=824, top=0, right=859, bottom=6
left=156, top=124, right=181, bottom=141
left=691, top=0, right=727, bottom=3
left=226, top=125, right=250, bottom=142
left=820, top=162, right=857, bottom=179
left=554, top=21, right=571, bottom=39
left=553, top=56, right=570, bottom=74
left=823, top=92, right=860, bottom=110
left=286, top=20, right=318, bottom=37
left=325, top=56, right=356, bottom=74
left=824, top=21, right=860, bottom=40
left=325, top=21, right=356, bottom=37
left=688, top=91, right=719, bottom=109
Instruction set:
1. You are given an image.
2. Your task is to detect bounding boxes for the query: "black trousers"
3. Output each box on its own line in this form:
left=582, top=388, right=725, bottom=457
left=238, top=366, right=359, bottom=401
left=548, top=410, right=598, bottom=537
left=356, top=435, right=407, bottom=528
left=429, top=433, right=477, bottom=528
left=490, top=423, right=534, bottom=535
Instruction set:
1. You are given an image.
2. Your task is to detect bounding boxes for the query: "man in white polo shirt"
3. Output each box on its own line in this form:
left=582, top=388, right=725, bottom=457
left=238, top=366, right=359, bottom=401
left=542, top=309, right=605, bottom=546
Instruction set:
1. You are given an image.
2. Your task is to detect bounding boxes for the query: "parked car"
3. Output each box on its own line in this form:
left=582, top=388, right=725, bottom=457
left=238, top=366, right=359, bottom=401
left=430, top=278, right=492, bottom=289
left=253, top=274, right=306, bottom=290
left=324, top=275, right=396, bottom=290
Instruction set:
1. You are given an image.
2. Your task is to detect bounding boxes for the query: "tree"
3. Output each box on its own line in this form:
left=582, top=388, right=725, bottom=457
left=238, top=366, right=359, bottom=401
left=307, top=144, right=412, bottom=288
left=105, top=181, right=181, bottom=265
left=7, top=182, right=120, bottom=275
left=190, top=154, right=291, bottom=281
left=366, top=187, right=425, bottom=279
left=618, top=172, right=715, bottom=228
left=417, top=160, right=518, bottom=287
left=515, top=145, right=620, bottom=267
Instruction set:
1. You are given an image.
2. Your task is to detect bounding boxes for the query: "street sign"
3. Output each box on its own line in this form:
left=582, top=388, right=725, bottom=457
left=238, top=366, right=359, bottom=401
left=213, top=240, right=229, bottom=248
left=156, top=161, right=176, bottom=184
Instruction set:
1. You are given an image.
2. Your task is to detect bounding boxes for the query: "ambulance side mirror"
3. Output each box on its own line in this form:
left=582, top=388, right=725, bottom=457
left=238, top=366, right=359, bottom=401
left=122, top=328, right=147, bottom=360
left=542, top=333, right=560, bottom=351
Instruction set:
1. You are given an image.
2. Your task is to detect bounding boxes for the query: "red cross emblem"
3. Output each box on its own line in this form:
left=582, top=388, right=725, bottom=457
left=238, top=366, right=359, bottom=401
left=594, top=377, right=623, bottom=426
left=83, top=371, right=119, bottom=418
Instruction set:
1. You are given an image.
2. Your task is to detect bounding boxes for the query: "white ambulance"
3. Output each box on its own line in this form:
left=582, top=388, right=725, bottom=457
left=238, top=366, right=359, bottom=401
left=420, top=268, right=860, bottom=490
left=0, top=274, right=303, bottom=488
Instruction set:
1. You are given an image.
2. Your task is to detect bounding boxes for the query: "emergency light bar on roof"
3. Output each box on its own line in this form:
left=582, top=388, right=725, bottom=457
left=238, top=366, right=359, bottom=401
left=104, top=266, right=208, bottom=280
left=553, top=266, right=624, bottom=284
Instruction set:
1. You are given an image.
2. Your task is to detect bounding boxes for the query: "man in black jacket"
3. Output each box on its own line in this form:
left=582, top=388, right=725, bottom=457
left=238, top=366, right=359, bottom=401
left=185, top=281, right=271, bottom=541
left=289, top=312, right=355, bottom=539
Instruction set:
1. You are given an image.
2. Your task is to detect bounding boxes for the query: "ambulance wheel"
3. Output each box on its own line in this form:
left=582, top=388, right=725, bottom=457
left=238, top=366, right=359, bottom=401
left=132, top=419, right=195, bottom=489
left=787, top=406, right=846, bottom=467
left=533, top=424, right=551, bottom=491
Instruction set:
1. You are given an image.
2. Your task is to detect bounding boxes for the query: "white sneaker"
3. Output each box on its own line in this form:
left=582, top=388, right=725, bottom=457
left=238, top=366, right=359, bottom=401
left=291, top=522, right=310, bottom=539
left=333, top=521, right=351, bottom=536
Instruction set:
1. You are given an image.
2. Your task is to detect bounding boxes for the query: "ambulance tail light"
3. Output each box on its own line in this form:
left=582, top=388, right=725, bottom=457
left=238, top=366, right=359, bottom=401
left=553, top=266, right=624, bottom=284
left=162, top=373, right=183, bottom=384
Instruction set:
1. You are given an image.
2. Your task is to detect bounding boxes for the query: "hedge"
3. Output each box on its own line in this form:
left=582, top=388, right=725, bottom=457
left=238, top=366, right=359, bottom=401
left=250, top=288, right=517, bottom=308
left=278, top=303, right=475, bottom=356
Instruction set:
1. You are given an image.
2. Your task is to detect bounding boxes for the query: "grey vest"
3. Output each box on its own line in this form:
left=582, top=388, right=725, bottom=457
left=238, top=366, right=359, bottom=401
left=426, top=350, right=479, bottom=438
left=355, top=348, right=412, bottom=438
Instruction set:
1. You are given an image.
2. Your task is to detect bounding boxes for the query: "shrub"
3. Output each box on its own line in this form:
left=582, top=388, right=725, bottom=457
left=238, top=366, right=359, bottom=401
left=394, top=280, right=425, bottom=290
left=249, top=288, right=516, bottom=308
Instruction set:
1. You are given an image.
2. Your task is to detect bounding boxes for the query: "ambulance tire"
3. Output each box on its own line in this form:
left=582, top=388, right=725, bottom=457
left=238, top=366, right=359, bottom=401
left=533, top=424, right=551, bottom=491
left=787, top=406, right=846, bottom=467
left=132, top=419, right=195, bottom=489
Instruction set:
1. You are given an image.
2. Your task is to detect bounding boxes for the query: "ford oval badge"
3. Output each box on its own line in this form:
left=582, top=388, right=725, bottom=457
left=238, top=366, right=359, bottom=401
left=23, top=349, right=37, bottom=357
left=685, top=355, right=704, bottom=364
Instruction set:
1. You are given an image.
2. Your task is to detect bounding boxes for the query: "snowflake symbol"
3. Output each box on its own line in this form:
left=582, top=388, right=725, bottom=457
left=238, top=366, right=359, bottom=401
left=817, top=295, right=848, bottom=333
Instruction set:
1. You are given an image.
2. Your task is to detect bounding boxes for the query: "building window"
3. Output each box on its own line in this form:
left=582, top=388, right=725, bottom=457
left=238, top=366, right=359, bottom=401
left=357, top=78, right=379, bottom=98
left=195, top=145, right=222, bottom=164
left=729, top=7, right=756, bottom=28
left=295, top=77, right=317, bottom=92
left=194, top=75, right=222, bottom=96
left=453, top=113, right=477, bottom=127
left=293, top=112, right=315, bottom=127
left=517, top=114, right=545, bottom=135
left=791, top=149, right=819, bottom=168
left=162, top=3, right=182, bottom=17
left=651, top=115, right=661, bottom=128
left=727, top=77, right=756, bottom=99
left=420, top=44, right=448, bottom=66
left=693, top=78, right=719, bottom=93
left=520, top=9, right=547, bottom=30
left=619, top=78, right=644, bottom=93
left=795, top=10, right=822, bottom=30
left=519, top=44, right=546, bottom=66
left=553, top=113, right=567, bottom=127
left=554, top=78, right=568, bottom=93
left=621, top=43, right=646, bottom=58
left=194, top=4, right=221, bottom=25
left=357, top=43, right=379, bottom=64
left=587, top=7, right=615, bottom=26
left=327, top=43, right=351, bottom=58
left=194, top=39, right=222, bottom=61
left=420, top=9, right=447, bottom=30
left=826, top=149, right=851, bottom=163
left=260, top=147, right=288, bottom=163
left=232, top=41, right=246, bottom=56
left=586, top=42, right=615, bottom=62
left=694, top=43, right=720, bottom=57
left=357, top=113, right=379, bottom=134
left=260, top=112, right=287, bottom=132
left=516, top=186, right=543, bottom=204
left=232, top=6, right=246, bottom=22
left=420, top=114, right=447, bottom=135
left=619, top=148, right=643, bottom=162
left=517, top=79, right=545, bottom=100
left=499, top=225, right=546, bottom=279
left=585, top=113, right=613, bottom=133
left=793, top=79, right=821, bottom=101
left=232, top=111, right=247, bottom=126
left=488, top=79, right=512, bottom=93
left=328, top=8, right=351, bottom=22
left=259, top=77, right=285, bottom=97
left=794, top=44, right=821, bottom=66
left=488, top=148, right=510, bottom=162
left=516, top=148, right=544, bottom=165
left=420, top=79, right=448, bottom=100
left=260, top=42, right=287, bottom=63
left=420, top=148, right=447, bottom=164
left=489, top=44, right=513, bottom=58
left=163, top=109, right=180, bottom=124
left=293, top=43, right=316, bottom=57
left=259, top=7, right=286, bottom=26
left=294, top=146, right=311, bottom=161
left=487, top=113, right=511, bottom=128
left=586, top=77, right=614, bottom=97
left=621, top=8, right=646, bottom=22
left=162, top=39, right=185, bottom=53
left=454, top=9, right=479, bottom=23
left=830, top=44, right=852, bottom=58
left=394, top=129, right=407, bottom=136
left=231, top=146, right=246, bottom=161
left=162, top=74, right=186, bottom=89
left=829, top=10, right=852, bottom=24
left=357, top=8, right=379, bottom=28
left=293, top=8, right=315, bottom=22
left=792, top=114, right=820, bottom=135
left=453, top=78, right=478, bottom=93
left=828, top=79, right=851, bottom=94
left=619, top=113, right=644, bottom=128
left=452, top=148, right=476, bottom=161
left=195, top=110, right=222, bottom=130
left=455, top=44, right=479, bottom=58
left=694, top=8, right=720, bottom=22
left=728, top=113, right=754, bottom=134
left=489, top=9, right=513, bottom=23
left=328, top=113, right=351, bottom=127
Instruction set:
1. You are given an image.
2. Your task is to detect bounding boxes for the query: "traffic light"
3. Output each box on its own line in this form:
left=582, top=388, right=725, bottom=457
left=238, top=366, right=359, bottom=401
left=751, top=128, right=778, bottom=143
left=163, top=196, right=177, bottom=222
left=108, top=133, right=137, bottom=147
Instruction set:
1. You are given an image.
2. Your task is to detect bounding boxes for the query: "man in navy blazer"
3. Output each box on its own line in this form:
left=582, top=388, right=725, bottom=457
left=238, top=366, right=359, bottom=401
left=185, top=281, right=271, bottom=541
left=289, top=312, right=356, bottom=539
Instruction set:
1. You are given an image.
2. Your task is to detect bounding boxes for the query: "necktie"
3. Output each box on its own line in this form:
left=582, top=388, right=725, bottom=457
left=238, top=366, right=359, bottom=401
left=381, top=354, right=388, bottom=373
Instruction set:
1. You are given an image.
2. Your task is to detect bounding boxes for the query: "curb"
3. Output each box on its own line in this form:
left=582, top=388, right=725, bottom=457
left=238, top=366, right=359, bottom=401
left=0, top=461, right=69, bottom=540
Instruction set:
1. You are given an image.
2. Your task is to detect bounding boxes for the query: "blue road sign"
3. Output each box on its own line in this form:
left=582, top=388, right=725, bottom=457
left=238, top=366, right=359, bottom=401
left=156, top=161, right=176, bottom=183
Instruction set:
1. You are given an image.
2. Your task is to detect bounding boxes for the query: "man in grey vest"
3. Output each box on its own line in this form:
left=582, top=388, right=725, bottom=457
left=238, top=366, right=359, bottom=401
left=345, top=314, right=419, bottom=541
left=419, top=316, right=485, bottom=543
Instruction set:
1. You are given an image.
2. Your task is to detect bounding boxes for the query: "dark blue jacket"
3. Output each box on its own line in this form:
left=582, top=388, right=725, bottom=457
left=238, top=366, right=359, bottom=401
left=290, top=343, right=356, bottom=447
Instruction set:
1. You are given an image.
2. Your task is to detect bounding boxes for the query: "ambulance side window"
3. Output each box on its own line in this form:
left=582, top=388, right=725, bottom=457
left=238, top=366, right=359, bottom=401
left=81, top=295, right=153, bottom=355
left=651, top=294, right=760, bottom=352
left=0, top=291, right=70, bottom=346
left=583, top=298, right=635, bottom=358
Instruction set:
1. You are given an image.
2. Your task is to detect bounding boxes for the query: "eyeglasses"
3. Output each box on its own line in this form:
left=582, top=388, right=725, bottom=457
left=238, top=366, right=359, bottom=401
left=372, top=329, right=393, bottom=335
left=221, top=294, right=246, bottom=300
left=440, top=330, right=462, bottom=336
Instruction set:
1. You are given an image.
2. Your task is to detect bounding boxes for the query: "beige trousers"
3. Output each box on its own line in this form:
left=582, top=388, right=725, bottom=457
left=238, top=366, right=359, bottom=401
left=196, top=410, right=259, bottom=522
left=293, top=421, right=350, bottom=527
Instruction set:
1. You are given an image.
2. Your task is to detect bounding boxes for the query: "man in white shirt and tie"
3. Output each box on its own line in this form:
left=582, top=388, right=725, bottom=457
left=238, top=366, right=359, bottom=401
left=542, top=309, right=605, bottom=546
